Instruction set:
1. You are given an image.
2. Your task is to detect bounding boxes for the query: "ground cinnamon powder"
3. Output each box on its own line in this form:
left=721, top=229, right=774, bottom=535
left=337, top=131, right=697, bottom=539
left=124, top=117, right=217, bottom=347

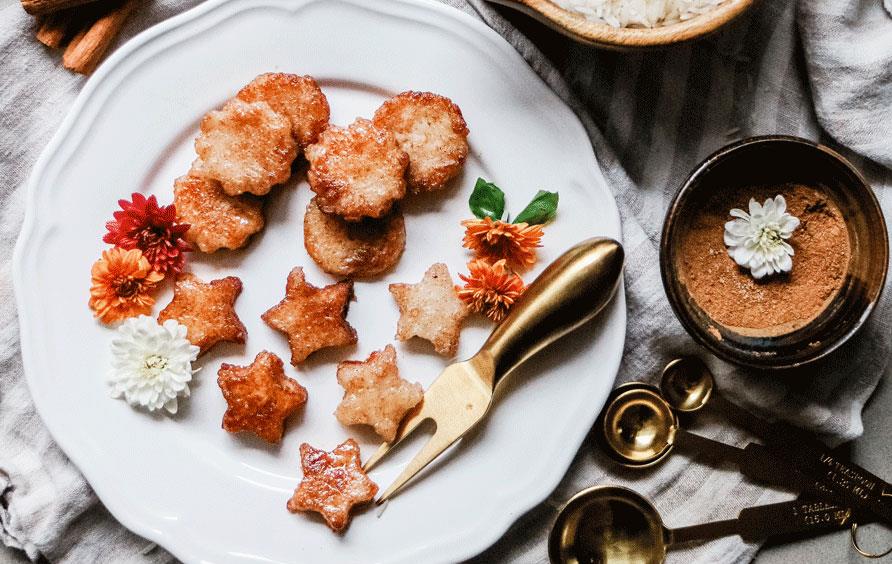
left=678, top=183, right=850, bottom=336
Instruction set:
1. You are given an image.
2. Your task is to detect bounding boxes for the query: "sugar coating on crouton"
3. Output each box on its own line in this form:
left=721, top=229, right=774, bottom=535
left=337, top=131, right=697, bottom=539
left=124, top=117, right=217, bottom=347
left=237, top=73, right=330, bottom=151
left=174, top=173, right=265, bottom=253
left=335, top=345, right=423, bottom=441
left=193, top=99, right=296, bottom=196
left=158, top=273, right=247, bottom=355
left=373, top=91, right=469, bottom=193
left=389, top=263, right=470, bottom=357
left=305, top=118, right=408, bottom=221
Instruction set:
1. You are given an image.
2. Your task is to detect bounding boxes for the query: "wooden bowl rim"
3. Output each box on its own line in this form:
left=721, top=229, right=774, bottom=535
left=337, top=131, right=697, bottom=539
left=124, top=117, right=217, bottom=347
left=500, top=0, right=755, bottom=47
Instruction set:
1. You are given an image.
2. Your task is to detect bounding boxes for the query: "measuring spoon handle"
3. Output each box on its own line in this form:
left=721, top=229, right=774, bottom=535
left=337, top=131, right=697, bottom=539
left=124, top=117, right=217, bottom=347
left=676, top=429, right=892, bottom=526
left=710, top=393, right=892, bottom=523
left=668, top=499, right=859, bottom=546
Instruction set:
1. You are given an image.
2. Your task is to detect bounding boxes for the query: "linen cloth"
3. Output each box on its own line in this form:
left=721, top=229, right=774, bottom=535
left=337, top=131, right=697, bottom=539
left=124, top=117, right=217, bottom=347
left=1, top=0, right=891, bottom=562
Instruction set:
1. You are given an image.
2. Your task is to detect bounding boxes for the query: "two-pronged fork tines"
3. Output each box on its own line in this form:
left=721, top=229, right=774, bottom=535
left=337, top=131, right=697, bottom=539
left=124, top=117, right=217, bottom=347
left=363, top=359, right=492, bottom=504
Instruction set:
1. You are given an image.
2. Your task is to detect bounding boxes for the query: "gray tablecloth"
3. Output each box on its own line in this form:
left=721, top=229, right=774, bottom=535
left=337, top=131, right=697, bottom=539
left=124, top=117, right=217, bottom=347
left=1, top=1, right=891, bottom=562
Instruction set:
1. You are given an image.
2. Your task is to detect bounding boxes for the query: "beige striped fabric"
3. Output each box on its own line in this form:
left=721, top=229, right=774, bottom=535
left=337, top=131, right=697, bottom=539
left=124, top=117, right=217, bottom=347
left=1, top=1, right=890, bottom=562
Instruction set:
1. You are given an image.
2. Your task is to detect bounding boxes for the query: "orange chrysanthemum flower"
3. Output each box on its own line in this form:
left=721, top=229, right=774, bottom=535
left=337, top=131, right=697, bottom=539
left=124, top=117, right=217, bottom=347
left=458, top=258, right=526, bottom=323
left=89, top=248, right=164, bottom=324
left=461, top=217, right=543, bottom=269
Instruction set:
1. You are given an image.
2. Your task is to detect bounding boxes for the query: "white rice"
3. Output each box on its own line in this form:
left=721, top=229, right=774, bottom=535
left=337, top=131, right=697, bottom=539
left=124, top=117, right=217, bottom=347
left=553, top=0, right=727, bottom=28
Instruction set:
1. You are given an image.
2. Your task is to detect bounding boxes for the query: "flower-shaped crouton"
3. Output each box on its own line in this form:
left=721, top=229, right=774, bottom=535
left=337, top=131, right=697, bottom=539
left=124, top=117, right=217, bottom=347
left=217, top=351, right=307, bottom=443
left=287, top=439, right=378, bottom=532
left=335, top=345, right=423, bottom=442
left=373, top=91, right=469, bottom=193
left=389, top=263, right=470, bottom=357
left=236, top=72, right=330, bottom=151
left=157, top=273, right=247, bottom=355
left=305, top=118, right=408, bottom=221
left=303, top=198, right=405, bottom=278
left=193, top=99, right=296, bottom=196
left=174, top=173, right=265, bottom=253
left=261, top=267, right=357, bottom=365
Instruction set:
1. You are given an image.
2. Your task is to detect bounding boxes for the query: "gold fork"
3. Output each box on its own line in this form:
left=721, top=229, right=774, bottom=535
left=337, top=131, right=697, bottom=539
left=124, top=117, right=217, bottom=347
left=364, top=237, right=624, bottom=503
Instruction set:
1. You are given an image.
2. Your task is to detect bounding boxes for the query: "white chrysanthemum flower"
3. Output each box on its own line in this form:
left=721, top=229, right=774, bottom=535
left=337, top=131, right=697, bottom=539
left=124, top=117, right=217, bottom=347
left=724, top=195, right=801, bottom=279
left=108, top=315, right=199, bottom=414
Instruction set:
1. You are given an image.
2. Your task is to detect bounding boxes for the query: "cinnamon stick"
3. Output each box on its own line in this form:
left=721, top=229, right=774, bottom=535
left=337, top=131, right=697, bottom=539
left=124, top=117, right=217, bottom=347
left=62, top=0, right=137, bottom=75
left=34, top=9, right=85, bottom=48
left=21, top=0, right=97, bottom=17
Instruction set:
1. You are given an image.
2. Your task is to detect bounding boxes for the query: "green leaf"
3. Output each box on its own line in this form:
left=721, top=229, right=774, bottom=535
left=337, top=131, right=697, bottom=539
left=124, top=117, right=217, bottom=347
left=469, top=178, right=505, bottom=220
left=514, top=190, right=559, bottom=225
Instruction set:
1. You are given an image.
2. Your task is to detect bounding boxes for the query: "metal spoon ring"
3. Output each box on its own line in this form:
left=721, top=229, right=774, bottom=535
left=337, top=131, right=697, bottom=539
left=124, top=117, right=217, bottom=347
left=850, top=522, right=892, bottom=559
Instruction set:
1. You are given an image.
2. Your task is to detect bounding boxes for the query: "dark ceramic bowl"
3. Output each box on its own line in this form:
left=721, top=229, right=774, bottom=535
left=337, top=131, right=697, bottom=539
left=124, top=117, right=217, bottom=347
left=661, top=136, right=888, bottom=370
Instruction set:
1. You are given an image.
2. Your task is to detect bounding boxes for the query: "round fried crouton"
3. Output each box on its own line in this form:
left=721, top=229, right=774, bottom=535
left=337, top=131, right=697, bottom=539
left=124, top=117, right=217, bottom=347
left=236, top=73, right=330, bottom=151
left=193, top=99, right=296, bottom=197
left=372, top=91, right=469, bottom=193
left=305, top=118, right=408, bottom=221
left=174, top=173, right=265, bottom=253
left=303, top=198, right=405, bottom=278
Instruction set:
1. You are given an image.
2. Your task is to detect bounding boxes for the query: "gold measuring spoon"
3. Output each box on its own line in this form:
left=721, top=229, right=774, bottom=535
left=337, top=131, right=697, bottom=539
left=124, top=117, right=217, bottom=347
left=548, top=485, right=857, bottom=564
left=659, top=357, right=892, bottom=526
left=598, top=384, right=880, bottom=523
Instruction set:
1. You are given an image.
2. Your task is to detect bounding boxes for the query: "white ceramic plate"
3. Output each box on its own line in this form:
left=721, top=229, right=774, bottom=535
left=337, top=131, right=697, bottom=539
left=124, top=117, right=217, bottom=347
left=13, top=1, right=625, bottom=562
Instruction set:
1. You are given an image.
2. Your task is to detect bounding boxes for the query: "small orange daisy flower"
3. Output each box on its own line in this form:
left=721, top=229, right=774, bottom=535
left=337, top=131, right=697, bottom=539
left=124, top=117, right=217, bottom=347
left=89, top=248, right=164, bottom=324
left=458, top=258, right=525, bottom=323
left=461, top=217, right=544, bottom=269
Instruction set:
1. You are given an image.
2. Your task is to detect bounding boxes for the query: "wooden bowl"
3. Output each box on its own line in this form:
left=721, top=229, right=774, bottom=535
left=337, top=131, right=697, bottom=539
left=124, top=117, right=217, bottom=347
left=489, top=0, right=755, bottom=49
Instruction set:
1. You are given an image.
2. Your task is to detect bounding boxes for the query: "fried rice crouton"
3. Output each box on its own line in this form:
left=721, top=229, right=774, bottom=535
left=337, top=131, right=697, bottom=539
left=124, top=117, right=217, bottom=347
left=158, top=273, right=247, bottom=355
left=372, top=91, right=469, bottom=193
left=261, top=267, right=358, bottom=365
left=305, top=118, right=408, bottom=221
left=218, top=351, right=308, bottom=444
left=236, top=73, right=330, bottom=151
left=303, top=197, right=406, bottom=278
left=334, top=344, right=423, bottom=442
left=389, top=263, right=470, bottom=357
left=173, top=173, right=265, bottom=253
left=286, top=439, right=378, bottom=532
left=193, top=99, right=297, bottom=197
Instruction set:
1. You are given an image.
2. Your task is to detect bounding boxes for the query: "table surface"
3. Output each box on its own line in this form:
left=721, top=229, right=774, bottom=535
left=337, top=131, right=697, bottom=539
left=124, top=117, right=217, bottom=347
left=1, top=1, right=889, bottom=562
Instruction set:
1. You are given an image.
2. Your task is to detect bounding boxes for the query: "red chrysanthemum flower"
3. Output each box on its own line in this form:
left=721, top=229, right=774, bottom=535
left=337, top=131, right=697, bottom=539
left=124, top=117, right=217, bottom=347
left=103, top=193, right=191, bottom=275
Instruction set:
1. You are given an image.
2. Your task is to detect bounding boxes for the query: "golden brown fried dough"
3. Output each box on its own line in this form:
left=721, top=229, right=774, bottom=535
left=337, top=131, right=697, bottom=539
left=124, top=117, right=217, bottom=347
left=173, top=173, right=265, bottom=253
left=389, top=263, right=470, bottom=357
left=217, top=351, right=308, bottom=444
left=261, top=267, right=357, bottom=365
left=373, top=91, right=469, bottom=193
left=335, top=345, right=423, bottom=442
left=237, top=73, right=330, bottom=151
left=305, top=118, right=408, bottom=221
left=303, top=198, right=405, bottom=278
left=158, top=273, right=247, bottom=355
left=286, top=439, right=378, bottom=532
left=193, top=99, right=296, bottom=196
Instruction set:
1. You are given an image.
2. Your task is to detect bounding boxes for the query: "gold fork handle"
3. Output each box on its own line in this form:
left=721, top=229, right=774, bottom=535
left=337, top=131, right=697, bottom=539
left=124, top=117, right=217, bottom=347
left=475, top=237, right=624, bottom=389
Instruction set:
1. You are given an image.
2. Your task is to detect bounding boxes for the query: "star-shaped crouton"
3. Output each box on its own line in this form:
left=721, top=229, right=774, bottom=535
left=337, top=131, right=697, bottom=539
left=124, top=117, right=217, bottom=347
left=261, top=267, right=357, bottom=365
left=335, top=345, right=423, bottom=442
left=158, top=273, right=247, bottom=355
left=217, top=351, right=308, bottom=443
left=389, top=263, right=469, bottom=357
left=286, top=439, right=378, bottom=532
